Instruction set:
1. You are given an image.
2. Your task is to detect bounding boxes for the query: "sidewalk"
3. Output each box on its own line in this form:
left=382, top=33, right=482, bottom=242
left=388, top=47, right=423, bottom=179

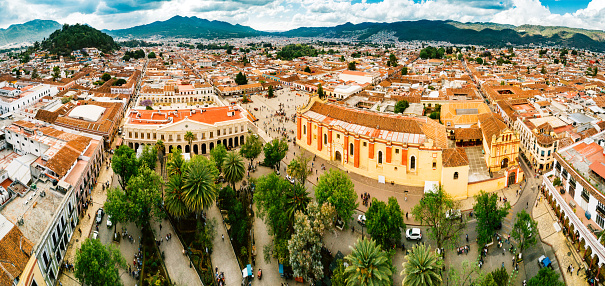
left=207, top=204, right=242, bottom=286
left=150, top=218, right=202, bottom=286
left=533, top=193, right=588, bottom=285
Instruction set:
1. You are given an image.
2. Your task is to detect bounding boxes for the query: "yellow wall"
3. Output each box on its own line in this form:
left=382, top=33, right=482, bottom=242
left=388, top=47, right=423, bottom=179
left=18, top=257, right=46, bottom=286
left=441, top=165, right=470, bottom=200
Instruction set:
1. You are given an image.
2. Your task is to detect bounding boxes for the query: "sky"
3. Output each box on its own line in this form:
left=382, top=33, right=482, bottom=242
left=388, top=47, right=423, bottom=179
left=0, top=0, right=603, bottom=32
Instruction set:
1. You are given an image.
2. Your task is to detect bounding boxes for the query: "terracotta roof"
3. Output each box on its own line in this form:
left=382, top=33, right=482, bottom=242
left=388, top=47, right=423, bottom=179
left=454, top=127, right=483, bottom=141
left=0, top=226, right=33, bottom=286
left=442, top=148, right=469, bottom=167
left=45, top=136, right=91, bottom=177
left=479, top=113, right=508, bottom=141
left=308, top=102, right=447, bottom=148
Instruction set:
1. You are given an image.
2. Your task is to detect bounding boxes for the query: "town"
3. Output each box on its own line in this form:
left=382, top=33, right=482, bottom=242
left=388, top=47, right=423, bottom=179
left=0, top=23, right=603, bottom=286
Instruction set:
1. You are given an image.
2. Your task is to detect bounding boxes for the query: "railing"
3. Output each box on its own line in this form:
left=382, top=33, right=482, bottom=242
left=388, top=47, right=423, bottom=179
left=543, top=173, right=605, bottom=263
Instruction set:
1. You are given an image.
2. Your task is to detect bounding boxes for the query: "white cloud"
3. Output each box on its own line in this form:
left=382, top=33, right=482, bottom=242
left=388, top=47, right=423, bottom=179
left=0, top=0, right=602, bottom=33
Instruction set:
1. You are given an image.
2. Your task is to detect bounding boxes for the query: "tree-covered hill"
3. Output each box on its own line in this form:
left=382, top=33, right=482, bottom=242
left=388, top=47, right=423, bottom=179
left=0, top=19, right=61, bottom=46
left=41, top=24, right=119, bottom=56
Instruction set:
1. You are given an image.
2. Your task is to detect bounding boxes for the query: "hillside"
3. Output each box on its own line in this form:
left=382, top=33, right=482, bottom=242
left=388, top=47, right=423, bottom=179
left=41, top=24, right=119, bottom=56
left=0, top=19, right=61, bottom=46
left=106, top=16, right=264, bottom=39
left=280, top=20, right=605, bottom=51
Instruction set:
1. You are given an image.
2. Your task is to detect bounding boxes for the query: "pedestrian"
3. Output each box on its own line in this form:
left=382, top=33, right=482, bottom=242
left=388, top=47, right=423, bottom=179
left=466, top=234, right=469, bottom=242
left=159, top=224, right=162, bottom=231
left=526, top=201, right=528, bottom=208
left=406, top=212, right=408, bottom=219
left=222, top=234, right=224, bottom=241
left=88, top=213, right=90, bottom=219
left=502, top=262, right=505, bottom=268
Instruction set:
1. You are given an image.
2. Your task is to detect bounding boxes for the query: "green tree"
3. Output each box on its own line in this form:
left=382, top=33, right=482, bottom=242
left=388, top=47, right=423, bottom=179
left=124, top=166, right=164, bottom=225
left=317, top=84, right=325, bottom=99
left=401, top=66, right=408, bottom=75
left=148, top=51, right=156, bottom=58
left=345, top=238, right=393, bottom=286
left=155, top=140, right=165, bottom=175
left=476, top=57, right=484, bottom=65
left=473, top=191, right=511, bottom=244
left=139, top=145, right=157, bottom=170
left=511, top=209, right=538, bottom=253
left=314, top=169, right=358, bottom=226
left=223, top=151, right=245, bottom=191
left=164, top=173, right=189, bottom=219
left=285, top=183, right=311, bottom=226
left=541, top=66, right=546, bottom=74
left=288, top=202, right=336, bottom=282
left=210, top=144, right=228, bottom=172
left=235, top=71, right=248, bottom=85
left=184, top=131, right=195, bottom=153
left=31, top=68, right=38, bottom=79
left=101, top=72, right=111, bottom=82
left=348, top=61, right=357, bottom=70
left=240, top=133, right=263, bottom=168
left=254, top=173, right=292, bottom=240
left=166, top=148, right=186, bottom=176
left=331, top=259, right=347, bottom=286
left=527, top=267, right=564, bottom=286
left=394, top=100, right=410, bottom=114
left=366, top=197, right=405, bottom=248
left=389, top=53, right=398, bottom=67
left=445, top=259, right=485, bottom=286
left=267, top=85, right=275, bottom=98
left=52, top=66, right=61, bottom=81
left=182, top=156, right=219, bottom=214
left=104, top=187, right=129, bottom=233
left=75, top=238, right=126, bottom=286
left=490, top=267, right=508, bottom=286
left=111, top=145, right=139, bottom=189
left=262, top=138, right=288, bottom=170
left=401, top=243, right=443, bottom=286
left=304, top=66, right=311, bottom=73
left=340, top=55, right=345, bottom=62
left=411, top=186, right=465, bottom=249
left=287, top=154, right=312, bottom=184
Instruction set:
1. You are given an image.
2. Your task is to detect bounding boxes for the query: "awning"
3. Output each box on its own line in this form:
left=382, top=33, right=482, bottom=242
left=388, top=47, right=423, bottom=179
left=589, top=162, right=605, bottom=180
left=542, top=257, right=551, bottom=267
left=279, top=264, right=284, bottom=274
left=242, top=264, right=253, bottom=278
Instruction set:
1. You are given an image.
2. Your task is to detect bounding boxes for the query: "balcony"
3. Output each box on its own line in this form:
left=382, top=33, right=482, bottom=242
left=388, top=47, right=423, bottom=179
left=543, top=171, right=605, bottom=263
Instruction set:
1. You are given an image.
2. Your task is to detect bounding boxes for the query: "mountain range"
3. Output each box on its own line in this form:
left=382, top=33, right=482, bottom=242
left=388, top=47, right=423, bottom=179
left=0, top=19, right=62, bottom=47
left=4, top=16, right=605, bottom=51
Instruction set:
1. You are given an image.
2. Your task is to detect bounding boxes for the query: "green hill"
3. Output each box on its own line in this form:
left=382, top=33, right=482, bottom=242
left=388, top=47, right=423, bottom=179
left=41, top=24, right=119, bottom=56
left=0, top=19, right=61, bottom=46
left=106, top=16, right=264, bottom=39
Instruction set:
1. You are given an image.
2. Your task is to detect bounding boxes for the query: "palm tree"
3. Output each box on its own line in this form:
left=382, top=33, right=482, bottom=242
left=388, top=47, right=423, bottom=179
left=184, top=131, right=195, bottom=153
left=182, top=158, right=218, bottom=214
left=222, top=151, right=245, bottom=191
left=164, top=174, right=189, bottom=219
left=285, top=183, right=310, bottom=229
left=344, top=238, right=393, bottom=286
left=166, top=148, right=185, bottom=177
left=155, top=140, right=165, bottom=176
left=401, top=243, right=443, bottom=286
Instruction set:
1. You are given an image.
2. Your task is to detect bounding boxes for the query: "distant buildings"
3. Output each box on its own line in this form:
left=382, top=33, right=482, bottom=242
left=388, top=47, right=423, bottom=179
left=0, top=82, right=57, bottom=114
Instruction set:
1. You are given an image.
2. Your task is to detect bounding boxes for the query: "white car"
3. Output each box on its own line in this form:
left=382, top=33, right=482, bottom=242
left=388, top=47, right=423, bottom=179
left=357, top=214, right=366, bottom=226
left=446, top=209, right=461, bottom=220
left=92, top=231, right=99, bottom=240
left=106, top=215, right=113, bottom=228
left=406, top=228, right=422, bottom=240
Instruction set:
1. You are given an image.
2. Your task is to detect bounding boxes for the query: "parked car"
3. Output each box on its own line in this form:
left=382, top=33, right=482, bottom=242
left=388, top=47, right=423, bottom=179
left=106, top=215, right=113, bottom=228
left=92, top=231, right=99, bottom=240
left=406, top=228, right=422, bottom=240
left=357, top=215, right=366, bottom=226
left=285, top=175, right=295, bottom=184
left=95, top=208, right=104, bottom=224
left=538, top=255, right=552, bottom=269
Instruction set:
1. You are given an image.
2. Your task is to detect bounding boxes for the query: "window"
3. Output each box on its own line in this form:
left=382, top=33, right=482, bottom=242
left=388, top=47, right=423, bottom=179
left=447, top=122, right=451, bottom=127
left=432, top=161, right=437, bottom=169
left=581, top=188, right=589, bottom=203
left=303, top=125, right=306, bottom=134
left=350, top=143, right=354, bottom=156
left=31, top=279, right=38, bottom=286
left=378, top=151, right=383, bottom=164
left=324, top=134, right=327, bottom=145
left=454, top=172, right=459, bottom=180
left=42, top=252, right=49, bottom=268
left=541, top=150, right=545, bottom=156
left=363, top=142, right=367, bottom=147
left=395, top=149, right=399, bottom=154
left=410, top=156, right=416, bottom=170
left=337, top=134, right=340, bottom=139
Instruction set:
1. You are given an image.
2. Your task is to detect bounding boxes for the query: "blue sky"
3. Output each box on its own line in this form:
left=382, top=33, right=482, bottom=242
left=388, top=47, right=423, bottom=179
left=0, top=0, right=603, bottom=31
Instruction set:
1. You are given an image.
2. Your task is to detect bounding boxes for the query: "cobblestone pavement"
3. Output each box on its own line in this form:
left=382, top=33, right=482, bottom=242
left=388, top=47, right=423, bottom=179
left=150, top=218, right=203, bottom=286
left=533, top=193, right=588, bottom=285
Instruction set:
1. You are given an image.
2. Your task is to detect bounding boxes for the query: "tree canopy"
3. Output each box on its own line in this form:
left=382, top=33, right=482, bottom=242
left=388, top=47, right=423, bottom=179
left=511, top=209, right=538, bottom=252
left=111, top=145, right=139, bottom=189
left=210, top=144, right=228, bottom=172
left=75, top=238, right=126, bottom=286
left=345, top=238, right=393, bottom=286
left=235, top=71, right=248, bottom=85
left=262, top=138, right=288, bottom=169
left=473, top=191, right=511, bottom=244
left=287, top=154, right=312, bottom=184
left=276, top=44, right=318, bottom=60
left=239, top=133, right=263, bottom=167
left=314, top=169, right=358, bottom=226
left=366, top=197, right=405, bottom=248
left=411, top=186, right=465, bottom=249
left=41, top=24, right=119, bottom=56
left=527, top=267, right=564, bottom=286
left=394, top=100, right=409, bottom=114
left=419, top=46, right=445, bottom=59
